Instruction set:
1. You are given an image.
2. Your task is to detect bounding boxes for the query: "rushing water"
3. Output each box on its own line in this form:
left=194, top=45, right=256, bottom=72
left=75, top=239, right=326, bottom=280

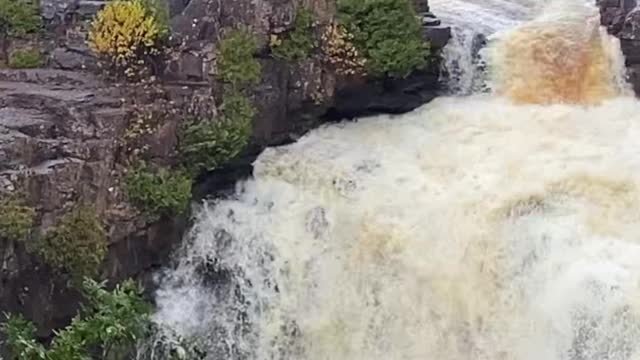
left=431, top=0, right=540, bottom=93
left=146, top=1, right=640, bottom=359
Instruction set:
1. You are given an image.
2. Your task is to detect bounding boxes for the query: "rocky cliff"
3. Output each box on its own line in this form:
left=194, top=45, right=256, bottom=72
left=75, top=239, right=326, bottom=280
left=0, top=0, right=449, bottom=344
left=599, top=0, right=640, bottom=94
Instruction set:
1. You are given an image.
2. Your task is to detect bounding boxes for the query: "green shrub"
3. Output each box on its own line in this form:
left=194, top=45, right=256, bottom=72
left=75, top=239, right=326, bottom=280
left=0, top=0, right=41, bottom=60
left=271, top=7, right=315, bottom=62
left=217, top=28, right=261, bottom=88
left=125, top=164, right=192, bottom=221
left=140, top=0, right=170, bottom=37
left=8, top=48, right=43, bottom=68
left=2, top=278, right=151, bottom=360
left=39, top=207, right=107, bottom=281
left=0, top=194, right=36, bottom=242
left=337, top=0, right=428, bottom=78
left=179, top=92, right=255, bottom=176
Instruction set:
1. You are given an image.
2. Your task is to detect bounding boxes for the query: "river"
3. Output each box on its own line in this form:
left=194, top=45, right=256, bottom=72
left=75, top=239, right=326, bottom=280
left=144, top=1, right=640, bottom=359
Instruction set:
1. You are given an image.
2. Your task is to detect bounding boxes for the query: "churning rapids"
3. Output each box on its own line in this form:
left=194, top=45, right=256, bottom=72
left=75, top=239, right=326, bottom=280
left=145, top=1, right=640, bottom=359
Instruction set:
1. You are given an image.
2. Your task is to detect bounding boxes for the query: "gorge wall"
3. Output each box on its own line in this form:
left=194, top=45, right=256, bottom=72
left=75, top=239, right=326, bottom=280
left=0, top=0, right=449, bottom=344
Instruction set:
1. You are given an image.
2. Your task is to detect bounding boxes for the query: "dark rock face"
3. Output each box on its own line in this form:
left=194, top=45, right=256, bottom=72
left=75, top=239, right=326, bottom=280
left=1, top=0, right=449, bottom=349
left=0, top=69, right=192, bottom=338
left=328, top=69, right=441, bottom=119
left=598, top=0, right=640, bottom=94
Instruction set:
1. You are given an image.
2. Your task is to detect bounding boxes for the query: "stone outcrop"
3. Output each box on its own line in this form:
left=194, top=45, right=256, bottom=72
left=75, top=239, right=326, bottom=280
left=0, top=69, right=189, bottom=337
left=598, top=0, right=640, bottom=94
left=0, top=0, right=449, bottom=348
left=44, top=0, right=449, bottom=133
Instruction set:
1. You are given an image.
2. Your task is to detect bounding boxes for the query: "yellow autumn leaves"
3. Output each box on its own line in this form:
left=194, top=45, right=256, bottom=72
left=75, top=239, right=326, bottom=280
left=321, top=23, right=366, bottom=76
left=88, top=0, right=163, bottom=79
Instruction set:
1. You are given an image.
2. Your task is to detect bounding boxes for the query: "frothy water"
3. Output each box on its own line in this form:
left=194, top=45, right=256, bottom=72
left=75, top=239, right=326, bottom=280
left=430, top=0, right=629, bottom=97
left=489, top=0, right=630, bottom=103
left=430, top=0, right=539, bottom=93
left=145, top=1, right=640, bottom=360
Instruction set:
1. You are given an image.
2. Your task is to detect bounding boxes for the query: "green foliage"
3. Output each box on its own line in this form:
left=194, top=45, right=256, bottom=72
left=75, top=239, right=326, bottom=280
left=8, top=48, right=43, bottom=68
left=2, top=278, right=151, bottom=360
left=179, top=92, right=255, bottom=176
left=1, top=313, right=45, bottom=360
left=217, top=28, right=261, bottom=88
left=39, top=208, right=107, bottom=281
left=337, top=0, right=428, bottom=78
left=0, top=194, right=36, bottom=242
left=125, top=164, right=192, bottom=221
left=140, top=0, right=170, bottom=37
left=271, top=7, right=315, bottom=62
left=0, top=0, right=41, bottom=37
left=0, top=0, right=41, bottom=60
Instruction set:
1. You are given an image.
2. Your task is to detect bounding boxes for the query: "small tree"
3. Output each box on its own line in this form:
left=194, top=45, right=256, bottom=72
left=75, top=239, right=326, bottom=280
left=179, top=91, right=255, bottom=176
left=38, top=207, right=107, bottom=282
left=125, top=164, right=192, bottom=221
left=0, top=194, right=36, bottom=242
left=337, top=0, right=428, bottom=78
left=0, top=0, right=42, bottom=62
left=271, top=7, right=316, bottom=62
left=217, top=27, right=261, bottom=89
left=175, top=27, right=260, bottom=178
left=1, top=278, right=151, bottom=360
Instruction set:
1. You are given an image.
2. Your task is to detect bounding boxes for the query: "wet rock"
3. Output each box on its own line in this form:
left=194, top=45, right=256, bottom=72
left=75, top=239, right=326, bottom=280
left=621, top=8, right=640, bottom=40
left=328, top=70, right=441, bottom=119
left=422, top=16, right=441, bottom=26
left=599, top=0, right=640, bottom=95
left=415, top=0, right=430, bottom=13
left=424, top=25, right=452, bottom=49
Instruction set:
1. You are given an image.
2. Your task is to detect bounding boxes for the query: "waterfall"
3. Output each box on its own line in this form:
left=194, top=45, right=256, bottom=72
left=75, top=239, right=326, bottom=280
left=431, top=0, right=539, bottom=93
left=144, top=1, right=640, bottom=359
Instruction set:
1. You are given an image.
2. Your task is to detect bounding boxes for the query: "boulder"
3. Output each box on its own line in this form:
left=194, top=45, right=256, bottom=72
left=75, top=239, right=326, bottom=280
left=424, top=25, right=452, bottom=49
left=50, top=48, right=94, bottom=70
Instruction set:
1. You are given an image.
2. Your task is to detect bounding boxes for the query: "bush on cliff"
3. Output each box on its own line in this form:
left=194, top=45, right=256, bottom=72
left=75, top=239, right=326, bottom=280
left=2, top=278, right=151, bottom=360
left=217, top=27, right=261, bottom=88
left=321, top=22, right=366, bottom=76
left=39, top=207, right=107, bottom=282
left=125, top=164, right=192, bottom=221
left=0, top=0, right=42, bottom=61
left=88, top=0, right=165, bottom=80
left=140, top=0, right=170, bottom=35
left=337, top=0, right=428, bottom=78
left=0, top=194, right=36, bottom=242
left=176, top=27, right=258, bottom=178
left=8, top=48, right=43, bottom=68
left=271, top=7, right=316, bottom=62
left=179, top=91, right=255, bottom=176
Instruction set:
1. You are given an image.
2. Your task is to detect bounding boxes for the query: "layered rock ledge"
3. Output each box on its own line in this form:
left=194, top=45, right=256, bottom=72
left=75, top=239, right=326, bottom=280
left=0, top=0, right=450, bottom=345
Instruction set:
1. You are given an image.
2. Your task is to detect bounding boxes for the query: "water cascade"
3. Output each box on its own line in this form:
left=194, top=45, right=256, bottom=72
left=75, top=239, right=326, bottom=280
left=431, top=0, right=539, bottom=93
left=146, top=1, right=640, bottom=359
